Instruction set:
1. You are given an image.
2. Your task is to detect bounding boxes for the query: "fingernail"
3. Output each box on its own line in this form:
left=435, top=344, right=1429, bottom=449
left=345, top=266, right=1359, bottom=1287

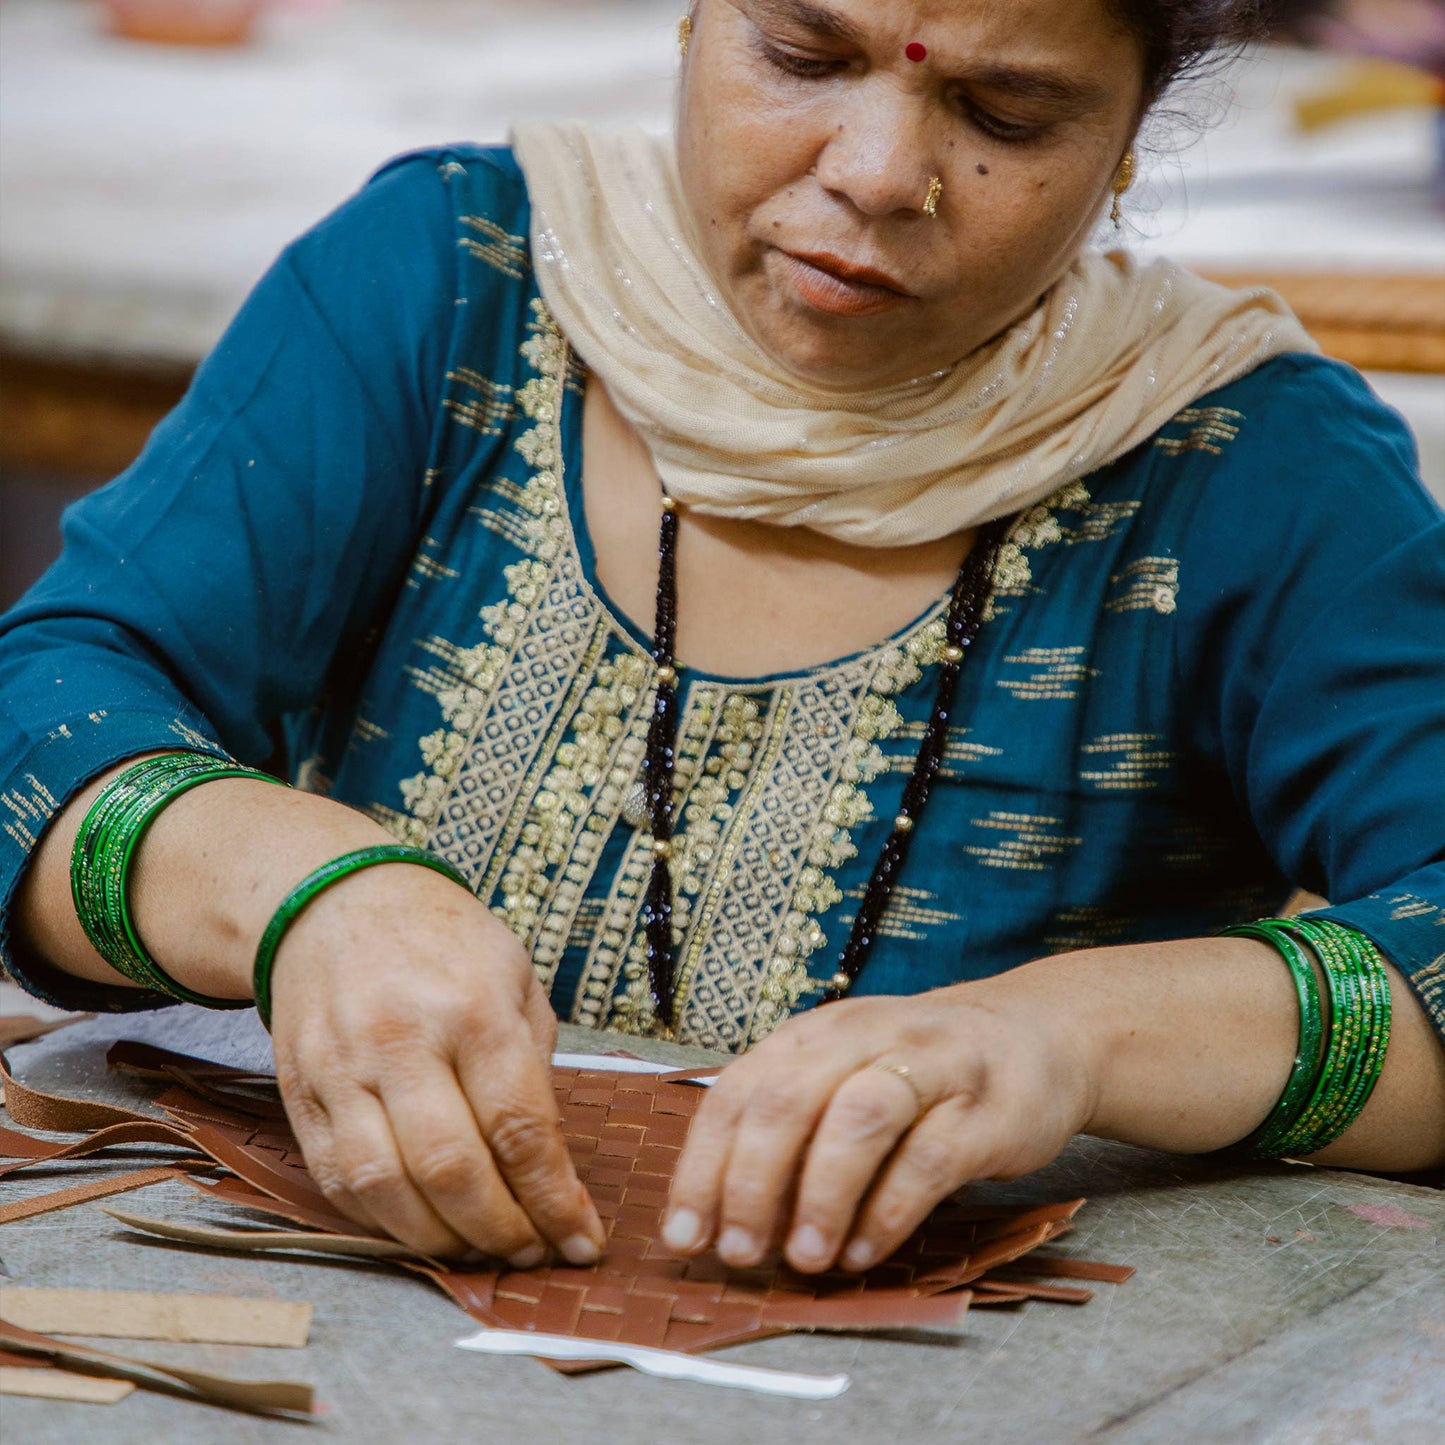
left=561, top=1234, right=600, bottom=1266
left=717, top=1226, right=758, bottom=1265
left=507, top=1243, right=546, bottom=1270
left=787, top=1224, right=828, bottom=1267
left=662, top=1208, right=701, bottom=1252
left=842, top=1239, right=874, bottom=1271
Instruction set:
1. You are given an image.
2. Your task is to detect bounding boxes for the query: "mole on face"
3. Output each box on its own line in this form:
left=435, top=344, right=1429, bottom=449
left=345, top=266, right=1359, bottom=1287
left=976, top=163, right=989, bottom=176
left=904, top=42, right=927, bottom=62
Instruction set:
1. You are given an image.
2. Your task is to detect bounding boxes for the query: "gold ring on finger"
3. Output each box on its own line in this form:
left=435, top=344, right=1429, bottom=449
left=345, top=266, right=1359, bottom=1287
left=866, top=1060, right=926, bottom=1119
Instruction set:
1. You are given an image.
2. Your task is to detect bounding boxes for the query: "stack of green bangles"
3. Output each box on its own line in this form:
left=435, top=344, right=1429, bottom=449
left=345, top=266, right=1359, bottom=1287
left=71, top=750, right=471, bottom=1027
left=1221, top=916, right=1393, bottom=1159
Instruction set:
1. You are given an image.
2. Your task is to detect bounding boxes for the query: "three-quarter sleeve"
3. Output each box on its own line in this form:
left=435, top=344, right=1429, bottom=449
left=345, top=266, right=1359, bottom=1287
left=0, top=151, right=466, bottom=1009
left=1173, top=356, right=1445, bottom=1039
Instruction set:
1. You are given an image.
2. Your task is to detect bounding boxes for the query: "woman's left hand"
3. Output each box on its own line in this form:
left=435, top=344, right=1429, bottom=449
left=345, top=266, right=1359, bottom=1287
left=661, top=982, right=1098, bottom=1274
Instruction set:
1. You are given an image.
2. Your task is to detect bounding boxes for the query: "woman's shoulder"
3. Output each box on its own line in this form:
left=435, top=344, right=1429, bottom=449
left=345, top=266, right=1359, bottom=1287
left=365, top=142, right=528, bottom=213
left=287, top=143, right=532, bottom=294
left=1145, top=352, right=1437, bottom=529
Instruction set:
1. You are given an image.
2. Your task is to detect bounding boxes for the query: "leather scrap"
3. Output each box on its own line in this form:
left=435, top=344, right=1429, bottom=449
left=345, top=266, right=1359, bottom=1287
left=102, top=1208, right=423, bottom=1262
left=0, top=1286, right=312, bottom=1348
left=0, top=1015, right=92, bottom=1050
left=0, top=1119, right=200, bottom=1177
left=0, top=1053, right=151, bottom=1132
left=0, top=1166, right=204, bottom=1225
left=0, top=1319, right=313, bottom=1416
left=0, top=1364, right=135, bottom=1404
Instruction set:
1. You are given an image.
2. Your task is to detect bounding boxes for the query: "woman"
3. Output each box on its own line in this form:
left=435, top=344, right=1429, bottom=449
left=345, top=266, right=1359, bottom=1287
left=2, top=0, right=1442, bottom=1281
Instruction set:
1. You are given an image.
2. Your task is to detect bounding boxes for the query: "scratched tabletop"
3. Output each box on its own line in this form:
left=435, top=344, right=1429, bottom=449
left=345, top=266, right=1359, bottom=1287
left=1, top=992, right=1441, bottom=1445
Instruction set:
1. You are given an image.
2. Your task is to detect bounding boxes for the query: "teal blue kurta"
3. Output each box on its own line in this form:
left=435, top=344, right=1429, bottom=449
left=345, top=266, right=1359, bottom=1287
left=2, top=146, right=1443, bottom=1053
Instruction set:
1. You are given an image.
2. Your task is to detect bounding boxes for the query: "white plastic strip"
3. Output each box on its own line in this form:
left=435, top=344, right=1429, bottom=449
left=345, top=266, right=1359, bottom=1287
left=550, top=1052, right=719, bottom=1084
left=550, top=1052, right=675, bottom=1074
left=455, top=1329, right=849, bottom=1400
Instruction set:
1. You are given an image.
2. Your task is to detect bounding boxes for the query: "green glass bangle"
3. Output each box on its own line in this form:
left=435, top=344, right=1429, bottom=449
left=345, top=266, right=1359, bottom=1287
left=1272, top=920, right=1392, bottom=1157
left=1234, top=918, right=1392, bottom=1160
left=252, top=845, right=472, bottom=1030
left=73, top=752, right=244, bottom=989
left=1220, top=920, right=1325, bottom=1157
left=72, top=751, right=284, bottom=1005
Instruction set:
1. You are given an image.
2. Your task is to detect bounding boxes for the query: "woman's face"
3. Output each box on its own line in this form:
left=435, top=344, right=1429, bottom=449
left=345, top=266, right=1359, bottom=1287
left=675, top=0, right=1147, bottom=389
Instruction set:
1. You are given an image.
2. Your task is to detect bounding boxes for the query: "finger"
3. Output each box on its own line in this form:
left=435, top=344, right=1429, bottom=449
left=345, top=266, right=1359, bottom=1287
left=712, top=1074, right=849, bottom=1267
left=383, top=1067, right=549, bottom=1267
left=783, top=1067, right=924, bottom=1273
left=660, top=1069, right=752, bottom=1256
left=456, top=1039, right=605, bottom=1266
left=837, top=1099, right=982, bottom=1272
left=322, top=1089, right=471, bottom=1258
left=280, top=1088, right=389, bottom=1239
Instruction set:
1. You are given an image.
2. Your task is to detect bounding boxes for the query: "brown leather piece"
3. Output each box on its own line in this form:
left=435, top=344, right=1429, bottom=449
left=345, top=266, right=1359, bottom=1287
left=0, top=1053, right=152, bottom=1132
left=0, top=1319, right=314, bottom=1416
left=0, top=1015, right=91, bottom=1050
left=0, top=1166, right=196, bottom=1224
left=4, top=1042, right=1131, bottom=1370
left=998, top=1255, right=1136, bottom=1285
left=0, top=1119, right=198, bottom=1177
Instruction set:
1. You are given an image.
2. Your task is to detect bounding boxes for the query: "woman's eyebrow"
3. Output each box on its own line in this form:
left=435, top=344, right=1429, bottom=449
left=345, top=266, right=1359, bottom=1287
left=745, top=0, right=868, bottom=47
left=962, top=64, right=1111, bottom=110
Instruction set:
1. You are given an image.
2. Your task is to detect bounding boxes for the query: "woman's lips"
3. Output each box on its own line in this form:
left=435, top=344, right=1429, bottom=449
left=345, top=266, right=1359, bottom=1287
left=778, top=250, right=914, bottom=318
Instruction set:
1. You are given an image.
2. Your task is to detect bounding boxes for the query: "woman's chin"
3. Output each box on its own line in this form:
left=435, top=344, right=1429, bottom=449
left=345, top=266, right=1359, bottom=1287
left=746, top=314, right=944, bottom=391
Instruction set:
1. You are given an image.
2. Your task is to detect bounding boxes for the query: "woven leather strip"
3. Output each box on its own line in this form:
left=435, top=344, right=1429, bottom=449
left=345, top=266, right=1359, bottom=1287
left=0, top=1120, right=198, bottom=1177
left=0, top=1167, right=194, bottom=1224
left=0, top=1053, right=151, bottom=1132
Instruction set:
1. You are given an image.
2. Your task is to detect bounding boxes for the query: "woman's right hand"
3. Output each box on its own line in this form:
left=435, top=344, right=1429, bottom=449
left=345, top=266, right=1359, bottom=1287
left=266, top=862, right=605, bottom=1265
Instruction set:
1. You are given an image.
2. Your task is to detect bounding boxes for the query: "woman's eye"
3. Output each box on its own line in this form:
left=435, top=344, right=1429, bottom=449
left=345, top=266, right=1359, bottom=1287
left=962, top=103, right=1042, bottom=144
left=759, top=42, right=839, bottom=80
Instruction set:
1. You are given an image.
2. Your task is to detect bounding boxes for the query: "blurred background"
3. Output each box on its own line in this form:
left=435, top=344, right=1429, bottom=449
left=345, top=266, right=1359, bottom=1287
left=1, top=0, right=1442, bottom=608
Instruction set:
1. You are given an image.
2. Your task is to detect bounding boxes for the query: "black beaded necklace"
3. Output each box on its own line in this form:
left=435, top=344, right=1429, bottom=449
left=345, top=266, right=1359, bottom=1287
left=640, top=495, right=1013, bottom=1033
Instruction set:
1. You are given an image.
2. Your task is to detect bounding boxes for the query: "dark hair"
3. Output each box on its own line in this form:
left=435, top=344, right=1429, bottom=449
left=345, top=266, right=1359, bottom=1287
left=1106, top=0, right=1276, bottom=101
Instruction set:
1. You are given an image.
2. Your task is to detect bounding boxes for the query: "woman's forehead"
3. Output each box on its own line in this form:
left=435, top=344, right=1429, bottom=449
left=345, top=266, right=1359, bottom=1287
left=721, top=0, right=1133, bottom=58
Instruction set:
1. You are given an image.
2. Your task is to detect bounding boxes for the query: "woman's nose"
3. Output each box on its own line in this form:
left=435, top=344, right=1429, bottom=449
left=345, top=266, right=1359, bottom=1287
left=811, top=87, right=932, bottom=219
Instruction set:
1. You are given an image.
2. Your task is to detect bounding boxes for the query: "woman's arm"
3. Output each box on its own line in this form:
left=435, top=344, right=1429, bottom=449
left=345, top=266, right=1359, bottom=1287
left=1, top=149, right=603, bottom=1262
left=15, top=756, right=603, bottom=1265
left=659, top=939, right=1445, bottom=1275
left=664, top=360, right=1445, bottom=1273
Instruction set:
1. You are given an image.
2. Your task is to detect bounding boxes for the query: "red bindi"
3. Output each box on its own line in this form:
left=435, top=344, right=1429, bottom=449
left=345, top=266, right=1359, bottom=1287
left=905, top=42, right=927, bottom=63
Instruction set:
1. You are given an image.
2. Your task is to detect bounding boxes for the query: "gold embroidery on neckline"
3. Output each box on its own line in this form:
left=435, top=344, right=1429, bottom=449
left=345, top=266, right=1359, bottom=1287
left=393, top=299, right=961, bottom=1051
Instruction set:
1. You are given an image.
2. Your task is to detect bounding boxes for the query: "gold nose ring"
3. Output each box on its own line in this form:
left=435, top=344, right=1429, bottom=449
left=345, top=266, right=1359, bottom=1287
left=923, top=174, right=942, bottom=219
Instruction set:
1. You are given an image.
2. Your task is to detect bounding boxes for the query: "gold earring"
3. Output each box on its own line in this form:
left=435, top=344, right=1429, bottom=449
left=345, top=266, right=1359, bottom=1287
left=678, top=13, right=692, bottom=56
left=1110, top=150, right=1136, bottom=227
left=923, top=174, right=942, bottom=219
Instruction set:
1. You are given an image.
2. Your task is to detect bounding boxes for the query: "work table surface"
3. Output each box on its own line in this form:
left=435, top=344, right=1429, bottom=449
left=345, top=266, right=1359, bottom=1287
left=1, top=991, right=1441, bottom=1443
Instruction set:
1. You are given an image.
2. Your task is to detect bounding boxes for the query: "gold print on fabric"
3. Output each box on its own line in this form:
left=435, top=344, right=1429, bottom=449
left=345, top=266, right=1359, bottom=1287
left=997, top=646, right=1098, bottom=701
left=963, top=811, right=1082, bottom=872
left=1387, top=895, right=1441, bottom=923
left=889, top=722, right=1003, bottom=782
left=1153, top=406, right=1242, bottom=458
left=867, top=884, right=963, bottom=942
left=1105, top=556, right=1178, bottom=615
left=1410, top=953, right=1445, bottom=1032
left=444, top=368, right=515, bottom=437
left=458, top=214, right=530, bottom=279
left=1079, top=733, right=1174, bottom=791
left=987, top=479, right=1140, bottom=619
left=1043, top=905, right=1143, bottom=953
left=1, top=773, right=57, bottom=854
left=407, top=536, right=461, bottom=589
